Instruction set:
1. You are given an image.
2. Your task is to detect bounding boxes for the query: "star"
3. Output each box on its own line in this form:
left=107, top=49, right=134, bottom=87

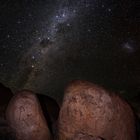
left=66, top=23, right=71, bottom=27
left=31, top=65, right=35, bottom=68
left=31, top=56, right=35, bottom=60
left=17, top=20, right=21, bottom=24
left=18, top=45, right=22, bottom=48
left=7, top=34, right=10, bottom=38
left=108, top=8, right=111, bottom=12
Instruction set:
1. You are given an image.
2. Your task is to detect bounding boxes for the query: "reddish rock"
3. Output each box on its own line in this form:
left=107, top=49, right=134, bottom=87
left=6, top=90, right=51, bottom=140
left=58, top=80, right=136, bottom=140
left=72, top=133, right=104, bottom=140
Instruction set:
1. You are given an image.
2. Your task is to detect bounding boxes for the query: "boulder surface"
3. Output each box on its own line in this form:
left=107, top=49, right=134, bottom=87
left=58, top=80, right=136, bottom=140
left=6, top=90, right=51, bottom=140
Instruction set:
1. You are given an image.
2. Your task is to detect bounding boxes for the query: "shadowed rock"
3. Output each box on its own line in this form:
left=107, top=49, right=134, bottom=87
left=136, top=116, right=140, bottom=140
left=0, top=83, right=14, bottom=140
left=58, top=80, right=136, bottom=140
left=0, top=120, right=15, bottom=140
left=37, top=94, right=60, bottom=136
left=0, top=83, right=13, bottom=119
left=6, top=90, right=51, bottom=140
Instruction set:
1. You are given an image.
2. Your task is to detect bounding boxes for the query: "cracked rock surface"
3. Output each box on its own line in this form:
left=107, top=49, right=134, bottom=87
left=6, top=90, right=51, bottom=140
left=58, top=80, right=136, bottom=140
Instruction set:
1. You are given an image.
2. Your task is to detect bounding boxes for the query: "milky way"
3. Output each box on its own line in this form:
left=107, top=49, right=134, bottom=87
left=13, top=1, right=80, bottom=95
left=0, top=0, right=139, bottom=101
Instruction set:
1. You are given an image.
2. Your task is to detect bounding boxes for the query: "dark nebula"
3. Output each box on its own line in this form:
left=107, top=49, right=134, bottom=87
left=0, top=0, right=140, bottom=102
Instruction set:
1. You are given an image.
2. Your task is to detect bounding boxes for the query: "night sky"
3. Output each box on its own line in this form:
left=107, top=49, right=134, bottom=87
left=0, top=0, right=140, bottom=101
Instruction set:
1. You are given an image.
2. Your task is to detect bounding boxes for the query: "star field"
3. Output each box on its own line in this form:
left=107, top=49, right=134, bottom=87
left=0, top=0, right=139, bottom=101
